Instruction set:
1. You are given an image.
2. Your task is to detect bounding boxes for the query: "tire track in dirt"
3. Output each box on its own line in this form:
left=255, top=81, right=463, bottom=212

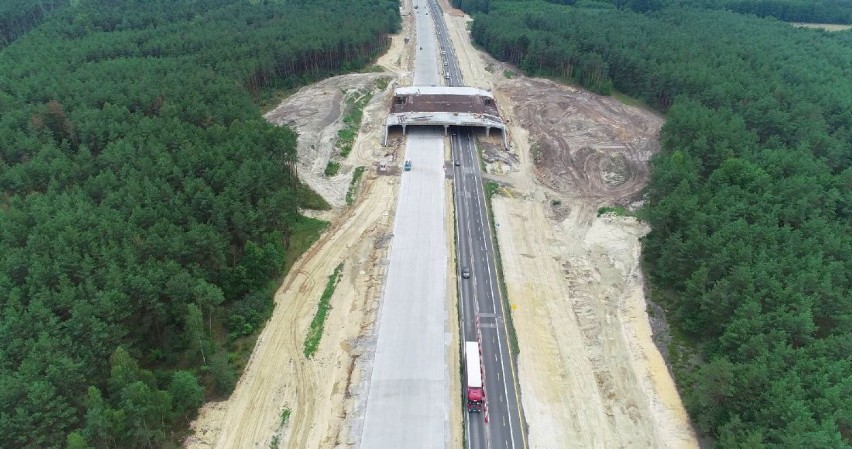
left=186, top=170, right=397, bottom=449
left=280, top=268, right=317, bottom=449
left=486, top=81, right=699, bottom=447
left=277, top=172, right=388, bottom=449
left=435, top=9, right=696, bottom=443
left=186, top=3, right=426, bottom=447
left=501, top=78, right=661, bottom=206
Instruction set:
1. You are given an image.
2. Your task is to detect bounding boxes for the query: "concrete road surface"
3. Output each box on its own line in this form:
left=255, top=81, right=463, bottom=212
left=359, top=2, right=450, bottom=448
left=414, top=0, right=440, bottom=85
left=359, top=129, right=449, bottom=449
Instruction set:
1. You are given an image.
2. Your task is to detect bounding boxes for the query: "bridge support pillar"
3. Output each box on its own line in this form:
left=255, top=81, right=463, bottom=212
left=503, top=129, right=509, bottom=150
left=402, top=124, right=406, bottom=136
left=443, top=124, right=448, bottom=136
left=485, top=126, right=491, bottom=137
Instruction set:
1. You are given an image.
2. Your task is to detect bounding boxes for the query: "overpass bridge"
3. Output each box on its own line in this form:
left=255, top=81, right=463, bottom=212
left=383, top=86, right=508, bottom=148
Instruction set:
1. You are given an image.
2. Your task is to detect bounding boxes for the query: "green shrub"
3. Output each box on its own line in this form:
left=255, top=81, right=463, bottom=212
left=325, top=160, right=341, bottom=176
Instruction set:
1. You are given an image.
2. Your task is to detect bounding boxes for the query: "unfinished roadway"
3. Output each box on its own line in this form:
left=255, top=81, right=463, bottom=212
left=357, top=0, right=452, bottom=447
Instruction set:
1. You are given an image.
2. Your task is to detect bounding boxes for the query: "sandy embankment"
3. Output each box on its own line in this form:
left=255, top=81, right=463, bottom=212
left=438, top=1, right=699, bottom=447
left=185, top=1, right=427, bottom=447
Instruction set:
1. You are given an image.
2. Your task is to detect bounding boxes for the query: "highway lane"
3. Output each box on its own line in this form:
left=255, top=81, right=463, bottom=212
left=453, top=131, right=487, bottom=447
left=359, top=2, right=449, bottom=448
left=452, top=129, right=525, bottom=449
left=425, top=1, right=528, bottom=448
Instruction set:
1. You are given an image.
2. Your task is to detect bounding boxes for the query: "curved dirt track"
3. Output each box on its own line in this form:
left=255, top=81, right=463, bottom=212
left=502, top=77, right=661, bottom=205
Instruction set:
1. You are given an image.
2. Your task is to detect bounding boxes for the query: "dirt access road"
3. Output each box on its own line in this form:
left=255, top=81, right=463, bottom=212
left=185, top=1, right=426, bottom=447
left=439, top=3, right=699, bottom=448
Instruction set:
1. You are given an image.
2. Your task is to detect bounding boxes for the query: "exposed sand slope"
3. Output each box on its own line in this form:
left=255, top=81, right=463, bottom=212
left=186, top=167, right=398, bottom=449
left=185, top=3, right=418, bottom=447
left=264, top=73, right=391, bottom=208
left=491, top=79, right=699, bottom=448
left=793, top=22, right=852, bottom=31
left=495, top=197, right=697, bottom=448
left=435, top=3, right=699, bottom=447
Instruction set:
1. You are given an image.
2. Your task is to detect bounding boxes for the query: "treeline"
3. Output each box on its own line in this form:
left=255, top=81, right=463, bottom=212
left=0, top=0, right=399, bottom=447
left=684, top=0, right=852, bottom=24
left=0, top=0, right=67, bottom=47
left=529, top=0, right=852, bottom=23
left=468, top=2, right=851, bottom=447
left=451, top=0, right=492, bottom=13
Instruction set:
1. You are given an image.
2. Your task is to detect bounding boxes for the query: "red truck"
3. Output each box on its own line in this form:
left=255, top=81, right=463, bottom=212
left=465, top=341, right=484, bottom=412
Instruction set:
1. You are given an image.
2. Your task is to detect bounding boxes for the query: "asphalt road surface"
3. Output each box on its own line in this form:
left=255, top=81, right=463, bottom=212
left=425, top=1, right=528, bottom=448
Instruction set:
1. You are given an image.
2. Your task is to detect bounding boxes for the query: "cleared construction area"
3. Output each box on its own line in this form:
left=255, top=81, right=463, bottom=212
left=433, top=1, right=699, bottom=446
left=185, top=0, right=699, bottom=446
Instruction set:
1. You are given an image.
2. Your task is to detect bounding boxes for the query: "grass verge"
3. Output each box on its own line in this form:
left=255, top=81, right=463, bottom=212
left=283, top=216, right=329, bottom=274
left=483, top=179, right=521, bottom=355
left=479, top=144, right=488, bottom=173
left=298, top=183, right=331, bottom=211
left=375, top=76, right=391, bottom=91
left=597, top=205, right=649, bottom=222
left=303, top=262, right=344, bottom=358
left=346, top=166, right=366, bottom=205
left=269, top=396, right=293, bottom=449
left=610, top=90, right=644, bottom=108
left=257, top=86, right=299, bottom=114
left=360, top=64, right=385, bottom=73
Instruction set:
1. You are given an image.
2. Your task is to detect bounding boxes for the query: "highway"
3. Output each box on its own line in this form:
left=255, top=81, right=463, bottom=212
left=361, top=1, right=527, bottom=446
left=425, top=1, right=528, bottom=448
left=358, top=2, right=449, bottom=448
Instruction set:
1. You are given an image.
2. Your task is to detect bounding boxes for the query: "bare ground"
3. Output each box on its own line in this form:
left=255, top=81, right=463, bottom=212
left=186, top=172, right=397, bottom=449
left=262, top=0, right=418, bottom=210
left=264, top=73, right=392, bottom=208
left=494, top=79, right=696, bottom=449
left=793, top=22, right=852, bottom=31
left=503, top=78, right=661, bottom=205
left=184, top=2, right=426, bottom=448
left=440, top=6, right=699, bottom=449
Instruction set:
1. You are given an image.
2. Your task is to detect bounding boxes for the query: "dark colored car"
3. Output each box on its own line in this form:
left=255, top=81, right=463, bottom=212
left=462, top=266, right=470, bottom=279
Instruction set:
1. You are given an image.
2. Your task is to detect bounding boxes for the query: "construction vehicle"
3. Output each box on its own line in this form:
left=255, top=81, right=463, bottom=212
left=465, top=341, right=484, bottom=412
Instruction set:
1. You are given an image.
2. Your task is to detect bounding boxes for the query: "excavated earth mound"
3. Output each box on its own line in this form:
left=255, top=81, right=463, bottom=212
left=500, top=77, right=662, bottom=205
